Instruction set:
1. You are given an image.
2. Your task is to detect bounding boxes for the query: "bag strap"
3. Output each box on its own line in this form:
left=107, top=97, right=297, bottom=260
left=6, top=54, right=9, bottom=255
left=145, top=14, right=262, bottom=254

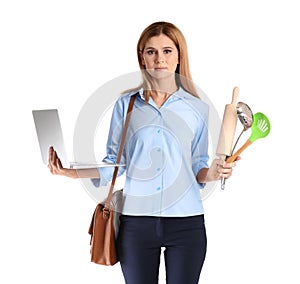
left=104, top=94, right=136, bottom=209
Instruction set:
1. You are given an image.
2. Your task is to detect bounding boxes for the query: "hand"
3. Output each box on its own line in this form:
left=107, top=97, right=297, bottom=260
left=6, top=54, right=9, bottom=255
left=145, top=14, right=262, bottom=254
left=206, top=156, right=241, bottom=182
left=48, top=146, right=75, bottom=178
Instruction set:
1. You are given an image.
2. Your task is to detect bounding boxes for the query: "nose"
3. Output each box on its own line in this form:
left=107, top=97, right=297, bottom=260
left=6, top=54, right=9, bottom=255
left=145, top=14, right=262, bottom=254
left=155, top=51, right=165, bottom=63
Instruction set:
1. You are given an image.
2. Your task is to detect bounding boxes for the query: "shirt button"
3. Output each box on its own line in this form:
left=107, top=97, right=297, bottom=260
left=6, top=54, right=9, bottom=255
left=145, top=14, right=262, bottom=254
left=157, top=129, right=161, bottom=134
left=156, top=186, right=161, bottom=191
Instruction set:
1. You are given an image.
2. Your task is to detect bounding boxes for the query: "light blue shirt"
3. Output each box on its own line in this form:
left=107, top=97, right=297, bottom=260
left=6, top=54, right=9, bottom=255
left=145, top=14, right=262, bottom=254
left=94, top=87, right=209, bottom=217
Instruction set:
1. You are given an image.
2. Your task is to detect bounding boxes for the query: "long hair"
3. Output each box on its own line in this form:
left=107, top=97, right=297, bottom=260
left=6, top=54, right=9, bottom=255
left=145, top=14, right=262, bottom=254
left=126, top=21, right=200, bottom=100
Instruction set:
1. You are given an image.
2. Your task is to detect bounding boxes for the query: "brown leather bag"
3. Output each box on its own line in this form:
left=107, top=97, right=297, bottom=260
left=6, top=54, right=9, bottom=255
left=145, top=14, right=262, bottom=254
left=88, top=94, right=136, bottom=266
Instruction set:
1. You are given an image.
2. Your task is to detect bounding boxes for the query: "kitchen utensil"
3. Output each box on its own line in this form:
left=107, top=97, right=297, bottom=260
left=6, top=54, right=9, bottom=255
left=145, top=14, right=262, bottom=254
left=216, top=87, right=239, bottom=160
left=231, top=102, right=253, bottom=153
left=221, top=101, right=253, bottom=189
left=226, top=112, right=271, bottom=163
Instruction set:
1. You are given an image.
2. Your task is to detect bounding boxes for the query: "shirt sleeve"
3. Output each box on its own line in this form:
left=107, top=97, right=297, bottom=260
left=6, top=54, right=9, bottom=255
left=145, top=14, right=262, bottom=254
left=91, top=95, right=129, bottom=187
left=191, top=104, right=210, bottom=188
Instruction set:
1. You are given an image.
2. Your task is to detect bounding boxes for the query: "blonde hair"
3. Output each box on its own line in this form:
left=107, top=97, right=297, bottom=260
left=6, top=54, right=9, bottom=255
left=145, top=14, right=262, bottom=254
left=126, top=21, right=200, bottom=100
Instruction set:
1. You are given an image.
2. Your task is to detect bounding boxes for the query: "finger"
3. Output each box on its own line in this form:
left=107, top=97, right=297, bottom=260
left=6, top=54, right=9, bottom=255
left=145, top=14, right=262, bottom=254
left=221, top=167, right=233, bottom=174
left=220, top=169, right=232, bottom=179
left=215, top=162, right=225, bottom=178
left=48, top=147, right=53, bottom=165
left=53, top=151, right=60, bottom=168
left=56, top=157, right=63, bottom=170
left=215, top=158, right=225, bottom=168
left=48, top=162, right=55, bottom=175
left=48, top=147, right=61, bottom=175
left=48, top=151, right=54, bottom=171
left=49, top=147, right=57, bottom=165
left=214, top=158, right=225, bottom=172
left=223, top=161, right=237, bottom=169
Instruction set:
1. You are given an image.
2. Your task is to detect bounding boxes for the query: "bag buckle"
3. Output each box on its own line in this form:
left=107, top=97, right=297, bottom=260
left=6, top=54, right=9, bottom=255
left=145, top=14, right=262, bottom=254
left=102, top=207, right=110, bottom=219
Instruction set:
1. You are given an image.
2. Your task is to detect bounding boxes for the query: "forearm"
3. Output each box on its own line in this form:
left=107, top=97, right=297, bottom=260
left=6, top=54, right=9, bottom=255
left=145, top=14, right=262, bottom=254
left=196, top=167, right=213, bottom=183
left=73, top=168, right=100, bottom=179
left=55, top=167, right=100, bottom=179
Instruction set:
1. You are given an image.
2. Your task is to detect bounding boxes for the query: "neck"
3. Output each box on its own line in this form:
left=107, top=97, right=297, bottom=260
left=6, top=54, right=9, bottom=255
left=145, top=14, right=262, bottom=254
left=149, top=81, right=178, bottom=108
left=150, top=76, right=178, bottom=96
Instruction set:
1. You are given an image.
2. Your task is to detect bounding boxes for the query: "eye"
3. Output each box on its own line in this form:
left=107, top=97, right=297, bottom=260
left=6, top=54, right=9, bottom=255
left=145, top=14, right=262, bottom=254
left=164, top=49, right=172, bottom=54
left=146, top=50, right=155, bottom=55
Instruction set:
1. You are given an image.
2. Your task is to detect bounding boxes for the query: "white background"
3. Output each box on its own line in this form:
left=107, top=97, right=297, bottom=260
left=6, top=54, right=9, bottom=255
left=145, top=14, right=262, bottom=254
left=1, top=0, right=299, bottom=283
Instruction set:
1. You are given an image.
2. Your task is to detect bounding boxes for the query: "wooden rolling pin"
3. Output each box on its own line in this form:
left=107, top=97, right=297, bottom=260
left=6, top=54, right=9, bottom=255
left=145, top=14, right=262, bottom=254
left=215, top=87, right=239, bottom=187
left=216, top=87, right=239, bottom=160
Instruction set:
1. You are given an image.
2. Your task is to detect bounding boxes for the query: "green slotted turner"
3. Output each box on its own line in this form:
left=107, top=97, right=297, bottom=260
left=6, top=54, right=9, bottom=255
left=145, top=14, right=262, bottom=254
left=226, top=112, right=271, bottom=163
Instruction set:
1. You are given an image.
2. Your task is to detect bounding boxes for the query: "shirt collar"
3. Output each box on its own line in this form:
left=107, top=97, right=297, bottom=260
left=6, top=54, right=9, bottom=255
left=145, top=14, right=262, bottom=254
left=136, top=86, right=187, bottom=101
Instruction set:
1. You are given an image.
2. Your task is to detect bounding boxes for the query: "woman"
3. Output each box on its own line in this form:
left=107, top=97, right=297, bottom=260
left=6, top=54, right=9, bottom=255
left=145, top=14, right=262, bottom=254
left=48, top=21, right=239, bottom=284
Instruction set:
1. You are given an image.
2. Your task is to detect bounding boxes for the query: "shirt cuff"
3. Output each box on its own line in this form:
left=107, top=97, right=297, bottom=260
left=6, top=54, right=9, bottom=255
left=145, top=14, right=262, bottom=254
left=90, top=167, right=110, bottom=188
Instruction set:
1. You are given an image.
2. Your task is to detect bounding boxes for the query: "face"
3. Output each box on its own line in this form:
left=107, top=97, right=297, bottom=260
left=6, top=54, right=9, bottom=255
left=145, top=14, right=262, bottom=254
left=141, top=34, right=179, bottom=79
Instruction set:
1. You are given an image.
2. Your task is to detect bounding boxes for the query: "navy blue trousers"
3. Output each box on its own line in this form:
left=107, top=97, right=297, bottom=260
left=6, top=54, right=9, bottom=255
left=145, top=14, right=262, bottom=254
left=117, top=215, right=207, bottom=284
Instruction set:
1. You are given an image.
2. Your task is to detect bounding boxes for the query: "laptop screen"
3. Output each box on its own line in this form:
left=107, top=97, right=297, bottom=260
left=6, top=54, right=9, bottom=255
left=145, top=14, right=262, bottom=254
left=32, top=109, right=69, bottom=167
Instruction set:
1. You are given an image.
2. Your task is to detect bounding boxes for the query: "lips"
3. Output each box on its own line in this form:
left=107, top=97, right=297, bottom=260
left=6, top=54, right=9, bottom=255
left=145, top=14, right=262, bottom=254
left=154, top=67, right=168, bottom=71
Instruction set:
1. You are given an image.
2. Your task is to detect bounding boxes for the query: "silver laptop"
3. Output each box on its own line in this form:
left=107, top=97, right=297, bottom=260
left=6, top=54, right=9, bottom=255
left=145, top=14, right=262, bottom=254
left=32, top=109, right=123, bottom=169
